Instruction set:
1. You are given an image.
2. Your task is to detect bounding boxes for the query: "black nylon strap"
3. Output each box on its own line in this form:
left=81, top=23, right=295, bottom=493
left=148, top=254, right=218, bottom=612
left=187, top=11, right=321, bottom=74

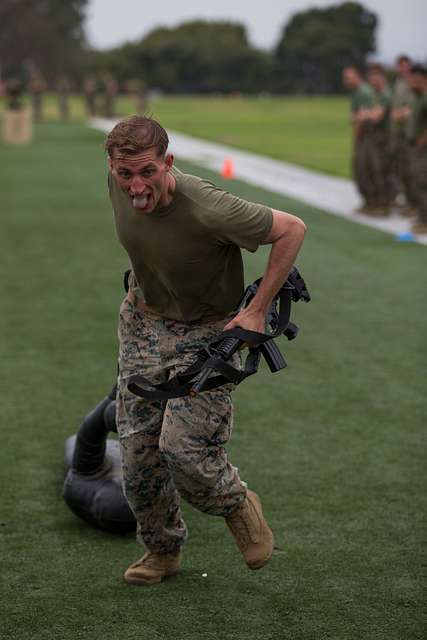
left=126, top=268, right=309, bottom=400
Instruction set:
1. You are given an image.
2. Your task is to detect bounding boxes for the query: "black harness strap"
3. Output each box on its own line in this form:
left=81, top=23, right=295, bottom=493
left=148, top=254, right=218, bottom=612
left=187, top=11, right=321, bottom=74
left=126, top=267, right=310, bottom=401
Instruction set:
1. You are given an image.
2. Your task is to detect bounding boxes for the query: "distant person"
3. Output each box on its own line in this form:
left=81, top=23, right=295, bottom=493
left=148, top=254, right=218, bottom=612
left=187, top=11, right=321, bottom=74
left=56, top=74, right=71, bottom=120
left=4, top=77, right=24, bottom=111
left=28, top=67, right=46, bottom=122
left=342, top=66, right=376, bottom=215
left=125, top=78, right=147, bottom=115
left=105, top=115, right=306, bottom=585
left=2, top=76, right=32, bottom=144
left=406, top=65, right=427, bottom=234
left=83, top=74, right=98, bottom=117
left=366, top=63, right=392, bottom=215
left=101, top=72, right=119, bottom=118
left=390, top=55, right=416, bottom=213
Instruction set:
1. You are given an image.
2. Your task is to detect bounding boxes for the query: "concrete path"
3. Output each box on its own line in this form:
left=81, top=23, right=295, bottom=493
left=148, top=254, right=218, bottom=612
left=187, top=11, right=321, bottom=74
left=92, top=117, right=426, bottom=246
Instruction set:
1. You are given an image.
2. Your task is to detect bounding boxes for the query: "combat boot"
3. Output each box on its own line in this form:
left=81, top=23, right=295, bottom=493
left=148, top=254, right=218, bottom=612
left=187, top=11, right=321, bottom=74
left=355, top=204, right=376, bottom=216
left=369, top=206, right=390, bottom=217
left=354, top=203, right=370, bottom=214
left=123, top=549, right=182, bottom=585
left=225, top=489, right=274, bottom=570
left=399, top=205, right=418, bottom=218
left=411, top=221, right=427, bottom=235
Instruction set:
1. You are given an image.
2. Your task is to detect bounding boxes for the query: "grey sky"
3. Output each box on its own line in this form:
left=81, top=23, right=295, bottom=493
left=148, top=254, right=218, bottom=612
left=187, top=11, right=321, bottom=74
left=85, top=0, right=427, bottom=64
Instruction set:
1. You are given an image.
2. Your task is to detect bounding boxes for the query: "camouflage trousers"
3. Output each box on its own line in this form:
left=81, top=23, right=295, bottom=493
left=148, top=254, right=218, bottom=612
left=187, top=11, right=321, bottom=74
left=116, top=297, right=246, bottom=553
left=353, top=131, right=391, bottom=207
left=389, top=133, right=417, bottom=206
left=411, top=145, right=427, bottom=223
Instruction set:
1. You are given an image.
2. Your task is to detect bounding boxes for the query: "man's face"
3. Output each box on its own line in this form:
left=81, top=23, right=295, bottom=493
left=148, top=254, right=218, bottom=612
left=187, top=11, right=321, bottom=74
left=409, top=72, right=425, bottom=94
left=342, top=68, right=359, bottom=90
left=109, top=147, right=174, bottom=214
left=397, top=60, right=411, bottom=77
left=368, top=71, right=385, bottom=91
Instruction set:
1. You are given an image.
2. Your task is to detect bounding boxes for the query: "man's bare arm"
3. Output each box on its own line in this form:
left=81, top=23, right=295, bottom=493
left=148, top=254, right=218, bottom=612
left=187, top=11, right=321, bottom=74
left=224, top=210, right=306, bottom=334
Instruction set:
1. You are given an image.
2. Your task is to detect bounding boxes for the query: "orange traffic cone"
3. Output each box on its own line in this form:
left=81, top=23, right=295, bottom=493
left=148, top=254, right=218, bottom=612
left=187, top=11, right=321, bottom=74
left=221, top=158, right=235, bottom=179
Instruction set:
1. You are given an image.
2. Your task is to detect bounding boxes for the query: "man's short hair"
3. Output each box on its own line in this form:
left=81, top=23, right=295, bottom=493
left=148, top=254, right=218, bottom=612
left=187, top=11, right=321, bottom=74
left=343, top=65, right=362, bottom=76
left=105, top=116, right=169, bottom=157
left=411, top=64, right=427, bottom=76
left=367, top=62, right=385, bottom=75
left=397, top=55, right=411, bottom=65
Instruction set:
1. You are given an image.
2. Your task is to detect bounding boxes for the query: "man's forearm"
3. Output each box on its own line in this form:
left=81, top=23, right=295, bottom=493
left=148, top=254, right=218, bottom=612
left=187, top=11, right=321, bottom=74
left=248, top=219, right=306, bottom=315
left=223, top=211, right=306, bottom=333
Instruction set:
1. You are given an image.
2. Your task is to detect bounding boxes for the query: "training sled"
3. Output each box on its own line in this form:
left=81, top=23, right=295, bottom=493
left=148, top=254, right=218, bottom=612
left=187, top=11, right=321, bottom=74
left=63, top=386, right=136, bottom=533
left=63, top=267, right=310, bottom=532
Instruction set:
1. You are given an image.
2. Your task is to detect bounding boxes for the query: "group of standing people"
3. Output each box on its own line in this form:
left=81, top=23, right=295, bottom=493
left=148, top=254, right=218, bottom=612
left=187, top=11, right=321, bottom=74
left=82, top=74, right=147, bottom=119
left=1, top=67, right=146, bottom=123
left=343, top=55, right=427, bottom=234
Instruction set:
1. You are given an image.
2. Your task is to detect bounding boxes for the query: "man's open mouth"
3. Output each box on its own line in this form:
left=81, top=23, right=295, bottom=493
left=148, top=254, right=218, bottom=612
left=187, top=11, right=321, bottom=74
left=132, top=195, right=149, bottom=209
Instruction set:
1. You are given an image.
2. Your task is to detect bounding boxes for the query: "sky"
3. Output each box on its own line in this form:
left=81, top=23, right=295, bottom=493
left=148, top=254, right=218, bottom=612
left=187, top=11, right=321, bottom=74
left=85, top=0, right=427, bottom=64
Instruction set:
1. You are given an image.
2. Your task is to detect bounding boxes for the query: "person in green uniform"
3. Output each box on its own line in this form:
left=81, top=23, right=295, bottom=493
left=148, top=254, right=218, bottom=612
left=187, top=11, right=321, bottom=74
left=366, top=63, right=393, bottom=215
left=28, top=66, right=46, bottom=122
left=342, top=66, right=376, bottom=214
left=390, top=55, right=416, bottom=213
left=105, top=116, right=306, bottom=585
left=407, top=65, right=427, bottom=234
left=82, top=74, right=98, bottom=117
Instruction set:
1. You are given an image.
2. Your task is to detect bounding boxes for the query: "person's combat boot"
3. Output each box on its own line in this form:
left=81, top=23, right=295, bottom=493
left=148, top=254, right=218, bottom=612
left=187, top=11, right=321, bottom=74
left=354, top=203, right=372, bottom=215
left=411, top=221, right=427, bottom=235
left=123, top=549, right=182, bottom=585
left=225, top=489, right=274, bottom=570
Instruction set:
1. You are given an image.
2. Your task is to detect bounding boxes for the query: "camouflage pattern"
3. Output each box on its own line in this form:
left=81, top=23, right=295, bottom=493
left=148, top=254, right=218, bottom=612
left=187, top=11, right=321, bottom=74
left=353, top=134, right=379, bottom=207
left=361, top=87, right=392, bottom=209
left=116, top=297, right=246, bottom=553
left=389, top=133, right=417, bottom=206
left=368, top=129, right=392, bottom=208
left=390, top=78, right=416, bottom=204
left=411, top=146, right=427, bottom=223
left=354, top=130, right=391, bottom=209
left=408, top=93, right=427, bottom=222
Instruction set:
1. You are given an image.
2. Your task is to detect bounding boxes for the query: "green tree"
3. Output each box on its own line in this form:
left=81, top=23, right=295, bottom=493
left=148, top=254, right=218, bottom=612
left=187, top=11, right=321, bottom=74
left=275, top=2, right=377, bottom=93
left=0, top=0, right=88, bottom=83
left=90, top=20, right=274, bottom=94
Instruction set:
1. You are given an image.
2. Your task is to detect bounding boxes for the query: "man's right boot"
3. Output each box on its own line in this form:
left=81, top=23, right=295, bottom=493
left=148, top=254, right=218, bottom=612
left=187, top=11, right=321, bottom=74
left=225, top=489, right=274, bottom=570
left=123, top=549, right=182, bottom=585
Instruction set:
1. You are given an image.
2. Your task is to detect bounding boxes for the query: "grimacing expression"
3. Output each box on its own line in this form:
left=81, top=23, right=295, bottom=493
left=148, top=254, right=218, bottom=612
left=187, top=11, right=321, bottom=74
left=109, top=148, right=173, bottom=213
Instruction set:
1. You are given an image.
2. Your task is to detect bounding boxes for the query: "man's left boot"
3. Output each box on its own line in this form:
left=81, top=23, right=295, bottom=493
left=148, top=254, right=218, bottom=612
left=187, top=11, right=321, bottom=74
left=225, top=489, right=274, bottom=570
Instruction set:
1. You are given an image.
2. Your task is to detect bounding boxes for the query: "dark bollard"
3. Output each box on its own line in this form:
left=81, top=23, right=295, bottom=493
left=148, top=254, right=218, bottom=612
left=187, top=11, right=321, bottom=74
left=63, top=385, right=136, bottom=534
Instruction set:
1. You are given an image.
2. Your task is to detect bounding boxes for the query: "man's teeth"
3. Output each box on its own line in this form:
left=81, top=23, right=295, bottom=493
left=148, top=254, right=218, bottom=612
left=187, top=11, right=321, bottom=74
left=133, top=195, right=148, bottom=208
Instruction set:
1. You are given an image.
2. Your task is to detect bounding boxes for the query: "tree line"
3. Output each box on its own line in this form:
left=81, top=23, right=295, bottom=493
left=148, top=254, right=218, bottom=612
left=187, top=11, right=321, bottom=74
left=0, top=1, right=378, bottom=94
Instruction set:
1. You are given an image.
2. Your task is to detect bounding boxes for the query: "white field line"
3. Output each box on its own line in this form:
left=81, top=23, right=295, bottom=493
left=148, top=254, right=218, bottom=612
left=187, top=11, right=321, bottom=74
left=91, top=117, right=426, bottom=246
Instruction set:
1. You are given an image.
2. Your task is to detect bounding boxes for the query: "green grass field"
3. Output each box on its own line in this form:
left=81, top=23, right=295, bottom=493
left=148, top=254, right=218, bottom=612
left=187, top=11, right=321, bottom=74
left=1, top=94, right=352, bottom=177
left=138, top=95, right=351, bottom=178
left=1, top=121, right=426, bottom=640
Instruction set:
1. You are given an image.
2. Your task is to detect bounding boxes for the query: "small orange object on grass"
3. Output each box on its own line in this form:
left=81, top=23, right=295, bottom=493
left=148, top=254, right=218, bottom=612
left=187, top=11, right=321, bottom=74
left=221, top=158, right=235, bottom=179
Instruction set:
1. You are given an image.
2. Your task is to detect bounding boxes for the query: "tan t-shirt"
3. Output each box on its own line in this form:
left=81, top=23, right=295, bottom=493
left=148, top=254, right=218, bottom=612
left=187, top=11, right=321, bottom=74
left=109, top=166, right=273, bottom=321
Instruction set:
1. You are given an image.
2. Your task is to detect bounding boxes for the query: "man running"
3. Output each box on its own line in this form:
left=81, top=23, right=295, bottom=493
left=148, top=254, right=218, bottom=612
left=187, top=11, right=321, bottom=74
left=106, top=116, right=306, bottom=585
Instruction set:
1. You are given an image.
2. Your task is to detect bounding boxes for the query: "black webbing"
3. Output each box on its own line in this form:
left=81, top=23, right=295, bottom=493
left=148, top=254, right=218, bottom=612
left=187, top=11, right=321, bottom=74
left=126, top=268, right=310, bottom=401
